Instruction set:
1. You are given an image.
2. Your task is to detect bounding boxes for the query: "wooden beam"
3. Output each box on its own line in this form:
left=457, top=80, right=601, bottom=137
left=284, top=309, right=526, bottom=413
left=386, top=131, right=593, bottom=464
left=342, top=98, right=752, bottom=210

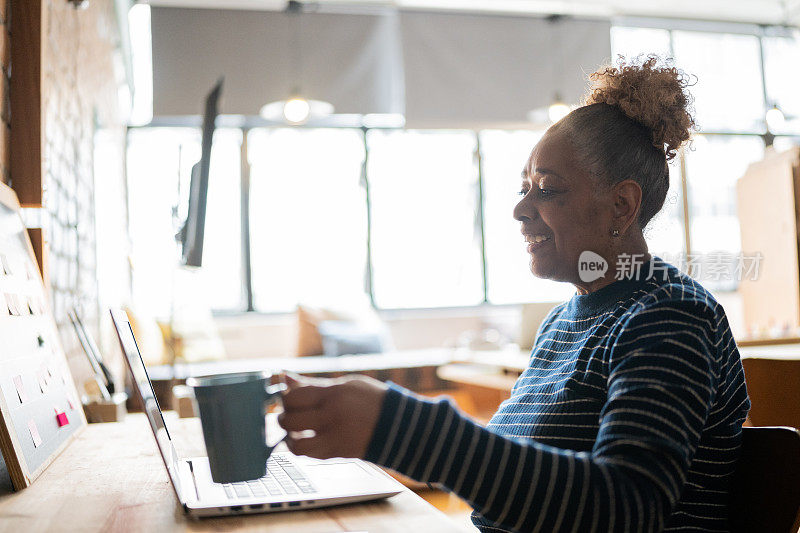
left=9, top=0, right=44, bottom=207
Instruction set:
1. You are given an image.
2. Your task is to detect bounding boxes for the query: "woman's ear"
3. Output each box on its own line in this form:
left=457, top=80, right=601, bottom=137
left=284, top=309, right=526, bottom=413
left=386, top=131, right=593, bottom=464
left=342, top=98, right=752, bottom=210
left=612, top=179, right=643, bottom=233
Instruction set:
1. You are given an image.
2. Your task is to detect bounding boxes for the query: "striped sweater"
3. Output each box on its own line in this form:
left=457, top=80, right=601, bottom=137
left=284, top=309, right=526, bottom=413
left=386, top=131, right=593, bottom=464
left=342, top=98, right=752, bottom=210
left=365, top=257, right=750, bottom=532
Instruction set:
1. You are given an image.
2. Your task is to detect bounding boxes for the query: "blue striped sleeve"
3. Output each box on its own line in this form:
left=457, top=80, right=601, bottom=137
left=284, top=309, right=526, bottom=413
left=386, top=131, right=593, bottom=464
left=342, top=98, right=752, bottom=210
left=364, top=297, right=719, bottom=532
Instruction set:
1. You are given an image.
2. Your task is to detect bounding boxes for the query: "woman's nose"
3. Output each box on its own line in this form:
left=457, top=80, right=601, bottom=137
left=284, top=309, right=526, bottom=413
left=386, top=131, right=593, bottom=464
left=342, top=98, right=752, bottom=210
left=513, top=195, right=537, bottom=222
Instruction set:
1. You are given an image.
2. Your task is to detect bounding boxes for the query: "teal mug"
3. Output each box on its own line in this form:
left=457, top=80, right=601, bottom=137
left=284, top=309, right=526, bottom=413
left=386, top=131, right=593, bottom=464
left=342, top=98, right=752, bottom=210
left=187, top=371, right=286, bottom=483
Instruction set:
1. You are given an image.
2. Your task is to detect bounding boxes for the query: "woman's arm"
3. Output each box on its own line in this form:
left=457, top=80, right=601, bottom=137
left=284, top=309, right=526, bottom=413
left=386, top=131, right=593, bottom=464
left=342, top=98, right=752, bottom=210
left=280, top=298, right=719, bottom=533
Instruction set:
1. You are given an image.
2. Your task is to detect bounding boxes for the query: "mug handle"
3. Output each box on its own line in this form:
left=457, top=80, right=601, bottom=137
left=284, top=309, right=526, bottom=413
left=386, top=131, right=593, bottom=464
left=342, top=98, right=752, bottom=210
left=264, top=382, right=288, bottom=456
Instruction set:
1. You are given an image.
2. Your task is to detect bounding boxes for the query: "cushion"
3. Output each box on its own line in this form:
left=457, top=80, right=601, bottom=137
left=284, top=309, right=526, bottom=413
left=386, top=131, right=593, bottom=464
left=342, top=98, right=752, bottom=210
left=317, top=320, right=388, bottom=357
left=295, top=300, right=391, bottom=357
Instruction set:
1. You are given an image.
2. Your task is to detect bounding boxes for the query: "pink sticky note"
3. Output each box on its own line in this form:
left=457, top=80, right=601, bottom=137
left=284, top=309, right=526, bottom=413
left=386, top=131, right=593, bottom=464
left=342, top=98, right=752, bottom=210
left=55, top=407, right=69, bottom=427
left=28, top=420, right=42, bottom=448
left=13, top=375, right=28, bottom=404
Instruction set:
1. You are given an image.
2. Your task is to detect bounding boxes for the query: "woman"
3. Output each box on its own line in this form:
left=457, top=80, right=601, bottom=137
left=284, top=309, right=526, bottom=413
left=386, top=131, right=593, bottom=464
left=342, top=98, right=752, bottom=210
left=278, top=57, right=750, bottom=532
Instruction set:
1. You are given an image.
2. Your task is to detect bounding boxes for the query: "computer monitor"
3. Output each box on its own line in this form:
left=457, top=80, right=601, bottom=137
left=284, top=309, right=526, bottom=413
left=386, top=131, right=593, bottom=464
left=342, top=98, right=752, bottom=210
left=178, top=77, right=223, bottom=267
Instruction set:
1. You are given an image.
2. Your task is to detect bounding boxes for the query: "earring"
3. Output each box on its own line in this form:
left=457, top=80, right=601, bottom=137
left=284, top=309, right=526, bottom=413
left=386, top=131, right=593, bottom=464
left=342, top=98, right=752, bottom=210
left=611, top=229, right=620, bottom=237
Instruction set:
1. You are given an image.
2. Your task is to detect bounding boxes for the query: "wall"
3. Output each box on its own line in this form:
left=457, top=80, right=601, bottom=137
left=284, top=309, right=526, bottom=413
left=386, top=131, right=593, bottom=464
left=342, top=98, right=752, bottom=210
left=10, top=0, right=129, bottom=389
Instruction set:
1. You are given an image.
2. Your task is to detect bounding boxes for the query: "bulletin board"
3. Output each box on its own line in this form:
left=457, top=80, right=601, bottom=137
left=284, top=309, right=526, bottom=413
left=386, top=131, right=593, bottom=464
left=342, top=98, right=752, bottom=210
left=0, top=182, right=86, bottom=490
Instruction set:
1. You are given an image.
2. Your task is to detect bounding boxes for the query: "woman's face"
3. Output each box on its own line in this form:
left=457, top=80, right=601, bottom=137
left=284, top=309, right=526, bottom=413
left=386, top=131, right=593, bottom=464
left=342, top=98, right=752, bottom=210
left=513, top=130, right=616, bottom=286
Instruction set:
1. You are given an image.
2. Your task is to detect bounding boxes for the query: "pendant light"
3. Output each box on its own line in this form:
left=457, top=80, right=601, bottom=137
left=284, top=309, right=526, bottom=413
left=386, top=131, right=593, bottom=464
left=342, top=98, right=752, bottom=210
left=527, top=15, right=571, bottom=126
left=765, top=103, right=786, bottom=133
left=259, top=1, right=334, bottom=125
left=547, top=93, right=570, bottom=123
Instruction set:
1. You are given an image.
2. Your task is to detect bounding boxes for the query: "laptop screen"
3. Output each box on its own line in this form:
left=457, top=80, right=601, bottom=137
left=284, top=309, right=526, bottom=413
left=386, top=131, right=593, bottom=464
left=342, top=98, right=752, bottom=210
left=110, top=309, right=185, bottom=502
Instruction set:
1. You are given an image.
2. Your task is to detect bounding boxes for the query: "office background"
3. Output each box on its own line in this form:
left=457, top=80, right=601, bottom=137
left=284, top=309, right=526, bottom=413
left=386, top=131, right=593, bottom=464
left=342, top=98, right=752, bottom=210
left=6, top=0, right=800, bottom=386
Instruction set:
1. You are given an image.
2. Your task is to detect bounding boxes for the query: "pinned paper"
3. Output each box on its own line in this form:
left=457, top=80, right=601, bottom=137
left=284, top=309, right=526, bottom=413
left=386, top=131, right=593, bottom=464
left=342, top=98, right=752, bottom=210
left=28, top=420, right=42, bottom=448
left=0, top=291, right=8, bottom=316
left=0, top=253, right=9, bottom=275
left=67, top=394, right=77, bottom=410
left=55, top=407, right=69, bottom=427
left=13, top=375, right=28, bottom=404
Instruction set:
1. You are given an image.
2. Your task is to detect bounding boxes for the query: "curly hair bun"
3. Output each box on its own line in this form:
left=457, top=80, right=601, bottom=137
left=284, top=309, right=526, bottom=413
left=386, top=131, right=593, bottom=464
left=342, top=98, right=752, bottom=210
left=583, top=55, right=696, bottom=161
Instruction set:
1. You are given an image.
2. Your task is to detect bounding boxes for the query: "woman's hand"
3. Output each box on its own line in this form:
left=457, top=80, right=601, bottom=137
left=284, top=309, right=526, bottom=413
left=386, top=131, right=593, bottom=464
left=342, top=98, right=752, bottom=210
left=277, top=372, right=389, bottom=460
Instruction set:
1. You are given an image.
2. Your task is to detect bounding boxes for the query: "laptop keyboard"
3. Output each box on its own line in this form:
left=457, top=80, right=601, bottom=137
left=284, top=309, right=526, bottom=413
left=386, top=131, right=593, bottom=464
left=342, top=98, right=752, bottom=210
left=221, top=455, right=317, bottom=499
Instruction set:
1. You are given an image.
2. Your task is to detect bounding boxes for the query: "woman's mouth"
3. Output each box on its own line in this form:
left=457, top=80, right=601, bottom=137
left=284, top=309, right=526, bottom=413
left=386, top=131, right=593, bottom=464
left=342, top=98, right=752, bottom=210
left=524, top=234, right=552, bottom=253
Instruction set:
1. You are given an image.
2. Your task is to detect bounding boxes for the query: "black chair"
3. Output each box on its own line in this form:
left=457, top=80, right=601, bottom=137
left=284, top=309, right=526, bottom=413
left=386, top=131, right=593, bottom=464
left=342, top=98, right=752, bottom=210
left=741, top=358, right=800, bottom=429
left=729, top=426, right=800, bottom=533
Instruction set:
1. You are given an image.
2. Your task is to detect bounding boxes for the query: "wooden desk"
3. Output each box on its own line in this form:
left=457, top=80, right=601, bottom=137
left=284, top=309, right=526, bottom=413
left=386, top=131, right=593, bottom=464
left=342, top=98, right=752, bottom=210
left=0, top=414, right=471, bottom=532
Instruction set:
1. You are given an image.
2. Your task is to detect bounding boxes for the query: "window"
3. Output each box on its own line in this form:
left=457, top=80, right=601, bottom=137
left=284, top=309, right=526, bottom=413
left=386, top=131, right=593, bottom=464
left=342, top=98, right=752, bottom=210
left=367, top=130, right=484, bottom=308
left=683, top=134, right=764, bottom=289
left=609, top=26, right=687, bottom=260
left=480, top=130, right=574, bottom=304
left=671, top=31, right=765, bottom=133
left=127, top=127, right=242, bottom=316
left=247, top=128, right=367, bottom=312
left=762, top=34, right=800, bottom=134
left=610, top=24, right=800, bottom=292
left=774, top=136, right=800, bottom=152
left=198, top=129, right=243, bottom=310
left=684, top=135, right=765, bottom=257
left=645, top=164, right=686, bottom=258
left=610, top=26, right=671, bottom=61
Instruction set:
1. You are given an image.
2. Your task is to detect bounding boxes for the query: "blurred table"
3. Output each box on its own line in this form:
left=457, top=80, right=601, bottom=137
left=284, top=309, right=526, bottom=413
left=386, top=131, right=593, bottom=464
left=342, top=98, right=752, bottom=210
left=145, top=349, right=458, bottom=409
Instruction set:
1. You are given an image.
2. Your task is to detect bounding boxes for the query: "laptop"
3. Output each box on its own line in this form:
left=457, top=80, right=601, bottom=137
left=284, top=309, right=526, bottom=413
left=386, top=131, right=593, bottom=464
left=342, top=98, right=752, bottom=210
left=110, top=308, right=403, bottom=518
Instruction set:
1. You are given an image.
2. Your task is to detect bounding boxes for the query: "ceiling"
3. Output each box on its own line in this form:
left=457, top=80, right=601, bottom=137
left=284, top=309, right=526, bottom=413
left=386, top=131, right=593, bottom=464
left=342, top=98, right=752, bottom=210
left=143, top=0, right=800, bottom=26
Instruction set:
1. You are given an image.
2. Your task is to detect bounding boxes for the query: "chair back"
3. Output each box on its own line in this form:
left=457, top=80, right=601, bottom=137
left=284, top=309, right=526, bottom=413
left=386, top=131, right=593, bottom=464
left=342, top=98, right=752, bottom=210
left=729, top=426, right=800, bottom=533
left=742, top=358, right=800, bottom=428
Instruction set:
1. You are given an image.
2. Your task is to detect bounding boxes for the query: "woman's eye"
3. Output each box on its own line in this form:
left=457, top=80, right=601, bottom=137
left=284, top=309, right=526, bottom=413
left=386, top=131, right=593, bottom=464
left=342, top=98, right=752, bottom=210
left=518, top=187, right=557, bottom=198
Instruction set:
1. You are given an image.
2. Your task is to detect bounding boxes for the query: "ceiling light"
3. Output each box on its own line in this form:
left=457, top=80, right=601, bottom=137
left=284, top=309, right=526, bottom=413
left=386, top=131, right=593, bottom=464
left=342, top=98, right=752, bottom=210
left=283, top=97, right=310, bottom=124
left=548, top=94, right=570, bottom=123
left=259, top=1, right=334, bottom=125
left=766, top=104, right=786, bottom=132
left=259, top=93, right=334, bottom=125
